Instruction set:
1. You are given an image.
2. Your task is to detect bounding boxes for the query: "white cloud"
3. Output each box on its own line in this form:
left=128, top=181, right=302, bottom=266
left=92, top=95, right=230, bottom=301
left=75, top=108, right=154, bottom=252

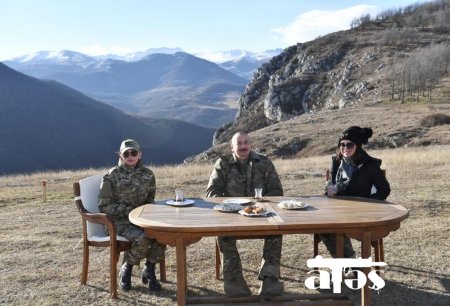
left=193, top=49, right=248, bottom=63
left=76, top=44, right=138, bottom=56
left=271, top=5, right=380, bottom=45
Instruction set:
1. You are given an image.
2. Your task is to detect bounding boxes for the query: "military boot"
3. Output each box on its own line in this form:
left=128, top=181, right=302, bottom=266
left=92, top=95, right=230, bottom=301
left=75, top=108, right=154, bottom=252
left=119, top=262, right=133, bottom=291
left=258, top=276, right=284, bottom=297
left=223, top=276, right=252, bottom=297
left=142, top=261, right=162, bottom=292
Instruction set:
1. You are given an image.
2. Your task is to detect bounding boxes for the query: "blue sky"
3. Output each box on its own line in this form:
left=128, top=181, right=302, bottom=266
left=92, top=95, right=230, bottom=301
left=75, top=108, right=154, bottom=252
left=0, top=0, right=424, bottom=61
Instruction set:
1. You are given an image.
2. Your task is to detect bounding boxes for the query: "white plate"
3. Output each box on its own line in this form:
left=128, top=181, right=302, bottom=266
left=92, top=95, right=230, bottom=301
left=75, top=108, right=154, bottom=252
left=238, top=209, right=271, bottom=217
left=277, top=200, right=309, bottom=210
left=223, top=198, right=252, bottom=205
left=165, top=199, right=195, bottom=206
left=213, top=203, right=242, bottom=212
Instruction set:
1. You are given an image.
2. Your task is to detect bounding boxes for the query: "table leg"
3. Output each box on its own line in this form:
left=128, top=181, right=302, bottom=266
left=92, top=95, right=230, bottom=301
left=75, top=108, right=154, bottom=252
left=176, top=235, right=187, bottom=306
left=361, top=231, right=372, bottom=306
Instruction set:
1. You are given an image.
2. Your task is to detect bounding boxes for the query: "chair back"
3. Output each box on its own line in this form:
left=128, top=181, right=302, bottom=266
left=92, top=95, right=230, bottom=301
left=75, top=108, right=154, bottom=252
left=325, top=169, right=331, bottom=182
left=370, top=169, right=386, bottom=195
left=79, top=175, right=105, bottom=238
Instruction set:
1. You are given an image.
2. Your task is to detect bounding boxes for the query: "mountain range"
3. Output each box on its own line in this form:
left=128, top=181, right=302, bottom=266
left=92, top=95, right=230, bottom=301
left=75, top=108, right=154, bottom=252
left=193, top=0, right=450, bottom=160
left=4, top=1, right=447, bottom=175
left=0, top=63, right=215, bottom=175
left=4, top=49, right=280, bottom=127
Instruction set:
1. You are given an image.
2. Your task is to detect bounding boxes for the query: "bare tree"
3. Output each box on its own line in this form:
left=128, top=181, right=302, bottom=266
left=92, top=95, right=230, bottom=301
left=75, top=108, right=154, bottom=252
left=390, top=43, right=450, bottom=102
left=349, top=13, right=372, bottom=29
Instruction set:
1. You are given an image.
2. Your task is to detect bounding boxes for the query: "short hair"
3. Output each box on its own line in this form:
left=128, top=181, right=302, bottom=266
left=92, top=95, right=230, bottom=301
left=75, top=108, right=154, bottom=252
left=231, top=131, right=249, bottom=143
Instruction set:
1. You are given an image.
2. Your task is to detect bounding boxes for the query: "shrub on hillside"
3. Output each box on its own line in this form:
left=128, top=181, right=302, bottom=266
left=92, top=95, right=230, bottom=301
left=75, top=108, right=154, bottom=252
left=421, top=113, right=450, bottom=127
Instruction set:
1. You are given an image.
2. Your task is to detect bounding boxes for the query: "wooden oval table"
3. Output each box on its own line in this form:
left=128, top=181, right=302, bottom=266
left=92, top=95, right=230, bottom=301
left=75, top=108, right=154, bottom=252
left=129, top=196, right=409, bottom=306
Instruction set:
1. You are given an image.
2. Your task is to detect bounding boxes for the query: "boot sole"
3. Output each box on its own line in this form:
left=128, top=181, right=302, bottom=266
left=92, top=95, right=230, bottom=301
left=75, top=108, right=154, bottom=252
left=119, top=282, right=131, bottom=291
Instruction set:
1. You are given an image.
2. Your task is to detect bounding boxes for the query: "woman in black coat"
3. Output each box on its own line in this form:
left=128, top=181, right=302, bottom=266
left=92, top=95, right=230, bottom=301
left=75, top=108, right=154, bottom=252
left=321, top=126, right=391, bottom=258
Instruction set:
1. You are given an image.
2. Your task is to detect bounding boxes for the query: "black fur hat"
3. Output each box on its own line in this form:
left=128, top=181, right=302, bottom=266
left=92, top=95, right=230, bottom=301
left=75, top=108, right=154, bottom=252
left=339, top=126, right=373, bottom=147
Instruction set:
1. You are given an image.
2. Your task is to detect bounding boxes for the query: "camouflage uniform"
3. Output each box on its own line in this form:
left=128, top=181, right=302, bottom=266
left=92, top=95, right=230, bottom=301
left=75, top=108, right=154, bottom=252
left=317, top=234, right=355, bottom=258
left=98, top=159, right=166, bottom=266
left=206, top=151, right=283, bottom=296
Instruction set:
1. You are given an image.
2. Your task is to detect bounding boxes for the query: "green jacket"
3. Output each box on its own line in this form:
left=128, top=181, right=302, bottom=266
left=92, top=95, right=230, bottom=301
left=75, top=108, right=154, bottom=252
left=206, top=151, right=283, bottom=197
left=98, top=159, right=156, bottom=225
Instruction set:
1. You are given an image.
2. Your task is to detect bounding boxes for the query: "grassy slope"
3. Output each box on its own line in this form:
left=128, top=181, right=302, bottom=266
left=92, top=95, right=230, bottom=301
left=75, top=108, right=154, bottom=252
left=0, top=145, right=449, bottom=305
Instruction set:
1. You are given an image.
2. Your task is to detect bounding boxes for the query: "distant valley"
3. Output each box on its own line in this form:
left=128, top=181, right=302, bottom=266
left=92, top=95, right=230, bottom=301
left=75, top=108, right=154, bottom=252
left=4, top=1, right=448, bottom=175
left=4, top=49, right=280, bottom=127
left=0, top=63, right=215, bottom=175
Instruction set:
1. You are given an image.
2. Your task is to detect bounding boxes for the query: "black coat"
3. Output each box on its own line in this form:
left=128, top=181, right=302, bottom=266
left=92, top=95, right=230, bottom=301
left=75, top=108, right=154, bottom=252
left=330, top=150, right=390, bottom=200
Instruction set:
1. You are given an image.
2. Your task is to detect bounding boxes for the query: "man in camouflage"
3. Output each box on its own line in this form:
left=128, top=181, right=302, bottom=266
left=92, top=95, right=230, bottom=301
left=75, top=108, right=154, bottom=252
left=98, top=139, right=166, bottom=292
left=206, top=131, right=284, bottom=297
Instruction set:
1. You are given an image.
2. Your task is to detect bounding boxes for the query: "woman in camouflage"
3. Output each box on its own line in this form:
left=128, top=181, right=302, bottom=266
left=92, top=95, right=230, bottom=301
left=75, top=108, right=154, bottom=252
left=98, top=139, right=166, bottom=292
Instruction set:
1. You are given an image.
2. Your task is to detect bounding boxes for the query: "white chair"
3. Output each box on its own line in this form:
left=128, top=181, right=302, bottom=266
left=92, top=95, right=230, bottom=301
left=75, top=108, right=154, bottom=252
left=73, top=175, right=166, bottom=298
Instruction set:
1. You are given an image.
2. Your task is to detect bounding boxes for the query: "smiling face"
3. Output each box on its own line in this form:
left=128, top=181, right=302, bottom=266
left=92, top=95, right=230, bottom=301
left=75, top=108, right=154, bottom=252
left=231, top=132, right=251, bottom=160
left=339, top=140, right=356, bottom=158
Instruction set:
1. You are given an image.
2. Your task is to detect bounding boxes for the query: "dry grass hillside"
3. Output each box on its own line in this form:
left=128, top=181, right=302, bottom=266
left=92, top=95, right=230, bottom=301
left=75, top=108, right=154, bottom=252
left=192, top=101, right=450, bottom=164
left=1, top=145, right=449, bottom=306
left=192, top=69, right=450, bottom=164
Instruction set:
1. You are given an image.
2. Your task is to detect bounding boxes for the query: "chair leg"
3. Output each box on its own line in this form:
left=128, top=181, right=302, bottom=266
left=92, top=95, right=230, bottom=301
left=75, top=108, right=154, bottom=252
left=159, top=256, right=166, bottom=282
left=110, top=249, right=119, bottom=298
left=215, top=239, right=221, bottom=280
left=373, top=240, right=380, bottom=262
left=375, top=238, right=385, bottom=275
left=372, top=238, right=385, bottom=275
left=313, top=234, right=320, bottom=271
left=379, top=238, right=384, bottom=262
left=81, top=243, right=89, bottom=285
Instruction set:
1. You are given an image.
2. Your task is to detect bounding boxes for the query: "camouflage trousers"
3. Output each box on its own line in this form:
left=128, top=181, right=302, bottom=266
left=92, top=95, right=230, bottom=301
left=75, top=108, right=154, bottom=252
left=116, top=223, right=166, bottom=266
left=318, top=233, right=355, bottom=258
left=217, top=235, right=282, bottom=281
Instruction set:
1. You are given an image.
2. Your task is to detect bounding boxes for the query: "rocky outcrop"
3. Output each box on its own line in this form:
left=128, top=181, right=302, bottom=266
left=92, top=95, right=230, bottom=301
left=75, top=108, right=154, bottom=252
left=213, top=39, right=355, bottom=144
left=209, top=1, right=450, bottom=152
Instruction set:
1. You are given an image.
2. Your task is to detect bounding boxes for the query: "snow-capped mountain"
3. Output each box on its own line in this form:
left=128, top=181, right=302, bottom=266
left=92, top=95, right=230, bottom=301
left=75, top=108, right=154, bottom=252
left=194, top=49, right=282, bottom=79
left=194, top=49, right=282, bottom=63
left=11, top=50, right=98, bottom=66
left=2, top=47, right=282, bottom=125
left=4, top=51, right=247, bottom=127
left=97, top=47, right=185, bottom=61
left=6, top=50, right=105, bottom=75
left=5, top=47, right=281, bottom=68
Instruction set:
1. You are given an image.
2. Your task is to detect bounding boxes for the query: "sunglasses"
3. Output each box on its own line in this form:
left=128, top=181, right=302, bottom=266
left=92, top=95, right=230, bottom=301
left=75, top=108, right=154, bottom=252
left=339, top=142, right=355, bottom=149
left=122, top=150, right=138, bottom=158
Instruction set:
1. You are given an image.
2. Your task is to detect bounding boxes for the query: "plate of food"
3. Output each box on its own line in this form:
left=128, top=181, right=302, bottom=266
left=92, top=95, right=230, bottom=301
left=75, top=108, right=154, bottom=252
left=213, top=203, right=242, bottom=212
left=277, top=200, right=309, bottom=210
left=165, top=199, right=195, bottom=206
left=238, top=205, right=271, bottom=217
left=223, top=198, right=252, bottom=205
